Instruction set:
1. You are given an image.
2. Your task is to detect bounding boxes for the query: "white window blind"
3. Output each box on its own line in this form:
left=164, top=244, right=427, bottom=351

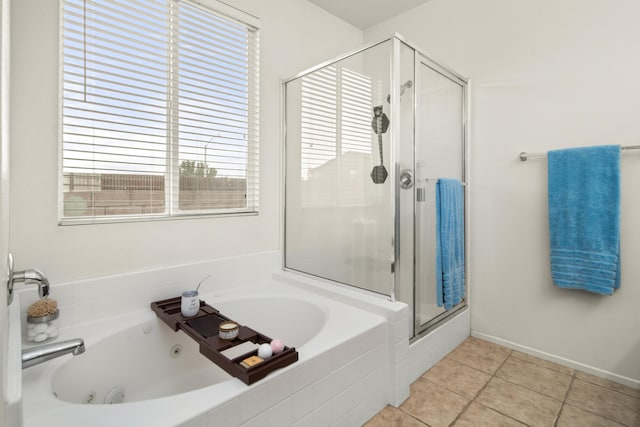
left=300, top=65, right=372, bottom=207
left=60, top=0, right=259, bottom=223
left=301, top=66, right=337, bottom=180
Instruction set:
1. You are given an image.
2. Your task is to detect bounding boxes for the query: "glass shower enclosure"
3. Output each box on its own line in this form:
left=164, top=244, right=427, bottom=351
left=283, top=35, right=468, bottom=338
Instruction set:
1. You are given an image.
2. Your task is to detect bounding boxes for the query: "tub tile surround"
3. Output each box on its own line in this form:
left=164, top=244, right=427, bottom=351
left=407, top=305, right=470, bottom=383
left=189, top=325, right=393, bottom=426
left=271, top=270, right=413, bottom=409
left=16, top=250, right=283, bottom=330
left=365, top=337, right=640, bottom=427
left=234, top=323, right=388, bottom=426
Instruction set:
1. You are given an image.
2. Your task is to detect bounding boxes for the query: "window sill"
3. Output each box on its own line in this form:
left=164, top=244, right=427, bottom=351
left=58, top=210, right=259, bottom=226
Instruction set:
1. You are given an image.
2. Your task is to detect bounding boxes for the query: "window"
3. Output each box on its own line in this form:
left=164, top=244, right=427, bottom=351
left=60, top=0, right=259, bottom=223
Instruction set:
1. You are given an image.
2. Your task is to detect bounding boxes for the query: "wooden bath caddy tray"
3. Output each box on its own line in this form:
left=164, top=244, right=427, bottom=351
left=150, top=297, right=298, bottom=385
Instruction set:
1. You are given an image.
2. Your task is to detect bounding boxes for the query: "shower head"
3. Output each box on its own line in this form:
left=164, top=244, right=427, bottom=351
left=400, top=80, right=413, bottom=95
left=386, top=80, right=414, bottom=103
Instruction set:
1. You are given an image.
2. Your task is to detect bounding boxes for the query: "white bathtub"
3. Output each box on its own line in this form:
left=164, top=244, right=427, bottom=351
left=51, top=296, right=326, bottom=405
left=18, top=277, right=406, bottom=427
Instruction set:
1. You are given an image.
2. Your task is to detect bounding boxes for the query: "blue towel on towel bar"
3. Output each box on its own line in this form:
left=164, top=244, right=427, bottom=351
left=436, top=178, right=465, bottom=310
left=547, top=145, right=621, bottom=295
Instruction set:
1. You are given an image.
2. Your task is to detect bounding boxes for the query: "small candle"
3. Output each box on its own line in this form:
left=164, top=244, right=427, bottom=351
left=219, top=321, right=239, bottom=340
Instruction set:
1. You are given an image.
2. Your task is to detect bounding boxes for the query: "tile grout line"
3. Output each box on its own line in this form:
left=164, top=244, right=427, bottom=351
left=394, top=398, right=433, bottom=427
left=574, top=374, right=640, bottom=400
left=563, top=378, right=638, bottom=426
left=437, top=341, right=546, bottom=426
left=495, top=354, right=573, bottom=403
left=395, top=339, right=494, bottom=426
left=369, top=404, right=433, bottom=426
left=490, top=353, right=570, bottom=426
left=447, top=347, right=535, bottom=426
left=553, top=369, right=576, bottom=426
left=470, top=351, right=537, bottom=427
left=419, top=347, right=507, bottom=425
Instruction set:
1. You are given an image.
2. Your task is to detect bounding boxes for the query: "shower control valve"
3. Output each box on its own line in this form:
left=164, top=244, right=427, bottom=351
left=399, top=169, right=413, bottom=190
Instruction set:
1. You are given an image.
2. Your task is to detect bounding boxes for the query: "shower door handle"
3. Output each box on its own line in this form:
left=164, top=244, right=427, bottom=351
left=399, top=169, right=413, bottom=189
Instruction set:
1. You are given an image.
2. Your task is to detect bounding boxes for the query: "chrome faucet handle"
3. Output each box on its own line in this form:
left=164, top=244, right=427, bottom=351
left=6, top=253, right=51, bottom=304
left=13, top=269, right=50, bottom=298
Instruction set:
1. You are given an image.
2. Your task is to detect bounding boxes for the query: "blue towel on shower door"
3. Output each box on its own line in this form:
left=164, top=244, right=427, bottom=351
left=547, top=145, right=621, bottom=295
left=436, top=178, right=465, bottom=310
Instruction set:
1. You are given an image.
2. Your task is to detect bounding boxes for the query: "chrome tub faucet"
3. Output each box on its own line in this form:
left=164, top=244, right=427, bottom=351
left=22, top=338, right=85, bottom=369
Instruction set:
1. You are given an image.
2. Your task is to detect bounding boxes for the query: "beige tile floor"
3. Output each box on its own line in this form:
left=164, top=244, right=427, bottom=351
left=365, top=337, right=640, bottom=427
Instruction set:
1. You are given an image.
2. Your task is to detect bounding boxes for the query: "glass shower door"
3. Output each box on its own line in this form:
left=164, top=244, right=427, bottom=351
left=414, top=55, right=466, bottom=334
left=284, top=41, right=395, bottom=297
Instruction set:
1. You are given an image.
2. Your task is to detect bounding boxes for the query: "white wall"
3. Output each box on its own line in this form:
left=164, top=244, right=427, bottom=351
left=8, top=0, right=362, bottom=283
left=0, top=0, right=9, bottom=420
left=365, top=0, right=640, bottom=383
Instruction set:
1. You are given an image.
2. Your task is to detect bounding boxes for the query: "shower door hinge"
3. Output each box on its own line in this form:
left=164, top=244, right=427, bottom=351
left=416, top=187, right=425, bottom=202
left=391, top=261, right=395, bottom=274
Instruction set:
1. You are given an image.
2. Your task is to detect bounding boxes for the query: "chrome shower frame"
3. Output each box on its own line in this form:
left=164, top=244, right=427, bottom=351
left=412, top=50, right=470, bottom=339
left=281, top=33, right=470, bottom=338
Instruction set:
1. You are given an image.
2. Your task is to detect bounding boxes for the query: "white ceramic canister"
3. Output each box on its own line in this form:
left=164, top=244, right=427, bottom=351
left=181, top=290, right=199, bottom=317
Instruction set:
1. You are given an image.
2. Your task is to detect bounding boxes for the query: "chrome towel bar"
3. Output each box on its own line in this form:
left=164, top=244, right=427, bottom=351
left=519, top=145, right=640, bottom=161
